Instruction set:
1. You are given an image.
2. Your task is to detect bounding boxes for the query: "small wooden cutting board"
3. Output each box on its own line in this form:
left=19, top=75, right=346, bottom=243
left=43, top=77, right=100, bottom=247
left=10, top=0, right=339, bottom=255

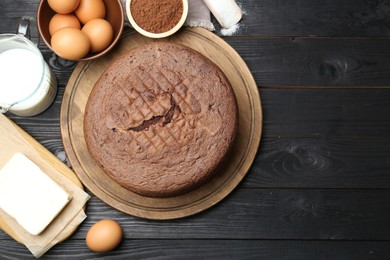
left=0, top=114, right=84, bottom=243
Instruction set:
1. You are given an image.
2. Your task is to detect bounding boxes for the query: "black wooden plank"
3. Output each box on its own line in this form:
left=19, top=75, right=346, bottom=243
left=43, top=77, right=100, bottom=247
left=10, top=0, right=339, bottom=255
left=41, top=48, right=77, bottom=88
left=224, top=0, right=390, bottom=37
left=41, top=35, right=390, bottom=88
left=244, top=137, right=390, bottom=189
left=3, top=132, right=390, bottom=190
left=0, top=1, right=39, bottom=32
left=260, top=88, right=390, bottom=137
left=3, top=0, right=390, bottom=37
left=38, top=36, right=390, bottom=87
left=5, top=29, right=390, bottom=87
left=0, top=239, right=389, bottom=260
left=226, top=37, right=390, bottom=87
left=85, top=189, right=390, bottom=240
left=2, top=189, right=388, bottom=241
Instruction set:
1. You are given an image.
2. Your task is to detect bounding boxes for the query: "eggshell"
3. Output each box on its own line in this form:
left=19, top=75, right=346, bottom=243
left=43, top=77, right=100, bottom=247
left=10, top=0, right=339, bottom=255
left=51, top=27, right=90, bottom=60
left=82, top=19, right=113, bottom=52
left=49, top=13, right=81, bottom=36
left=86, top=219, right=123, bottom=252
left=75, top=0, right=106, bottom=25
left=47, top=0, right=80, bottom=14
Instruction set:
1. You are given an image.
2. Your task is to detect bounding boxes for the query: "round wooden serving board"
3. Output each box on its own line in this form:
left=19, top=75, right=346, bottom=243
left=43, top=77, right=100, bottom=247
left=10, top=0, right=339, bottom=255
left=60, top=27, right=262, bottom=220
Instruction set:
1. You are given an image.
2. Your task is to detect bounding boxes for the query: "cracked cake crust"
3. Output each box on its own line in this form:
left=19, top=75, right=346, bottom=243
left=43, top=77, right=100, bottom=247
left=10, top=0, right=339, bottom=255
left=84, top=42, right=238, bottom=197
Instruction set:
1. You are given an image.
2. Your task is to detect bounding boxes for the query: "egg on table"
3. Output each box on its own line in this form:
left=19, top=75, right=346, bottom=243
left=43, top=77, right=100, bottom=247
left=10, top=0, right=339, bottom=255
left=86, top=219, right=123, bottom=252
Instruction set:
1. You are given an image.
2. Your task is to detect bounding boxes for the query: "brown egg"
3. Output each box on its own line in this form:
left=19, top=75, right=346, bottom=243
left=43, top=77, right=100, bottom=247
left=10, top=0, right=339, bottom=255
left=51, top=27, right=90, bottom=60
left=86, top=219, right=123, bottom=252
left=49, top=13, right=81, bottom=36
left=75, top=0, right=106, bottom=25
left=82, top=19, right=113, bottom=52
left=47, top=0, right=80, bottom=14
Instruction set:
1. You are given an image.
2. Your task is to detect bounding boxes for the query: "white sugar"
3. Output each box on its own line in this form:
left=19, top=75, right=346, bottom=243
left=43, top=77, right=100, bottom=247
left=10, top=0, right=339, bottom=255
left=204, top=0, right=243, bottom=29
left=221, top=23, right=240, bottom=36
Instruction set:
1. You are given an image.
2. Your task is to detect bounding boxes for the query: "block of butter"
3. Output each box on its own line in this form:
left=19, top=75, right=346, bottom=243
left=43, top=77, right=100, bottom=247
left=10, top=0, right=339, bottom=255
left=0, top=153, right=72, bottom=236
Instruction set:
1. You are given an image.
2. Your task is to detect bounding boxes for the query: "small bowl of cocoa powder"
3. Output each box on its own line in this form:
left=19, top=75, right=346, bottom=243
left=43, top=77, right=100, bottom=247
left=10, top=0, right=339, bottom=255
left=126, top=0, right=188, bottom=38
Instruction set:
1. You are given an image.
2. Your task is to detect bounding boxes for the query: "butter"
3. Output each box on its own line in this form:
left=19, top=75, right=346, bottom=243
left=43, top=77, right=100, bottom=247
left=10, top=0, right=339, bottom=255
left=0, top=153, right=71, bottom=236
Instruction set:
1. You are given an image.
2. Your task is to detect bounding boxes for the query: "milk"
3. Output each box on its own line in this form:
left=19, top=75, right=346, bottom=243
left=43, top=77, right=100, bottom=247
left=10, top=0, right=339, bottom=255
left=0, top=38, right=57, bottom=116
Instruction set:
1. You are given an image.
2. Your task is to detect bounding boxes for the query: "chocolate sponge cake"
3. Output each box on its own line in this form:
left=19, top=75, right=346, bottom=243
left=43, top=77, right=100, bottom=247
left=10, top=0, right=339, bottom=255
left=84, top=42, right=238, bottom=197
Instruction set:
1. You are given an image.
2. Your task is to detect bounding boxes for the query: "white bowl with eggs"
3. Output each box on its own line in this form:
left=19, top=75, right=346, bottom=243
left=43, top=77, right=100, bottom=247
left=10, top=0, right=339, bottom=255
left=37, top=0, right=124, bottom=61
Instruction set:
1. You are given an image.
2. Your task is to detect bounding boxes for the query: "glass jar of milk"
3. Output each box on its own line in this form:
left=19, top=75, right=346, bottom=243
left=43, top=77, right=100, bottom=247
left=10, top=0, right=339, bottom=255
left=0, top=18, right=57, bottom=116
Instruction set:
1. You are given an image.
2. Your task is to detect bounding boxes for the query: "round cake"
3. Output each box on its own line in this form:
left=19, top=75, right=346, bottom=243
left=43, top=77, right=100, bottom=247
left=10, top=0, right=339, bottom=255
left=84, top=42, right=238, bottom=197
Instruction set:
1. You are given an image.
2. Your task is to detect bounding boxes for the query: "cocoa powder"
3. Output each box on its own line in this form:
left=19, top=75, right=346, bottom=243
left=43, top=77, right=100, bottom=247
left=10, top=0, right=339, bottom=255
left=131, top=0, right=183, bottom=34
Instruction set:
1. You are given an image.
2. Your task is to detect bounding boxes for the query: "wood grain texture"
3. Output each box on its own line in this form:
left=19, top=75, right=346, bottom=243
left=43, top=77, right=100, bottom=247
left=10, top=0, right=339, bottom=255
left=260, top=88, right=390, bottom=137
left=246, top=137, right=390, bottom=189
left=2, top=189, right=389, bottom=241
left=13, top=88, right=390, bottom=141
left=79, top=189, right=390, bottom=240
left=225, top=37, right=390, bottom=86
left=39, top=36, right=390, bottom=87
left=231, top=0, right=390, bottom=37
left=1, top=240, right=389, bottom=260
left=2, top=133, right=389, bottom=190
left=6, top=25, right=390, bottom=87
left=3, top=0, right=390, bottom=37
left=0, top=114, right=84, bottom=243
left=61, top=28, right=262, bottom=219
left=1, top=0, right=390, bottom=259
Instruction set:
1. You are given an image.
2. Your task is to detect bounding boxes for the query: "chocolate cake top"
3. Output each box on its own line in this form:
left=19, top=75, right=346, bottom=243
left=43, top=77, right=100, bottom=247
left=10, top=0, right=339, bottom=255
left=84, top=42, right=238, bottom=197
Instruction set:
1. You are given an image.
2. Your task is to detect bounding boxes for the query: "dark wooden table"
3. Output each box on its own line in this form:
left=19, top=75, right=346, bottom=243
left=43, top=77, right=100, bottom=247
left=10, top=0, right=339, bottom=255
left=1, top=0, right=390, bottom=259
